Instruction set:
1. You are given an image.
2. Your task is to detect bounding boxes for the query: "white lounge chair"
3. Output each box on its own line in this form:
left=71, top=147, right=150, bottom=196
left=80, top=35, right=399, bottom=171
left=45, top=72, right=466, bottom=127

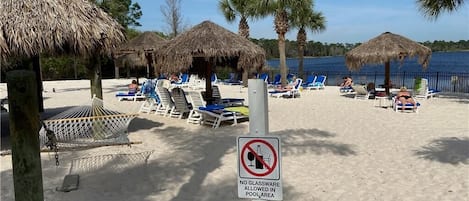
left=187, top=91, right=247, bottom=128
left=269, top=78, right=303, bottom=98
left=351, top=85, right=371, bottom=99
left=414, top=78, right=439, bottom=99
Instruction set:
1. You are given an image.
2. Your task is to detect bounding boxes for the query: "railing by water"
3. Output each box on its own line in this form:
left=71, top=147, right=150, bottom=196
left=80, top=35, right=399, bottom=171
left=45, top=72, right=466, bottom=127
left=264, top=70, right=469, bottom=93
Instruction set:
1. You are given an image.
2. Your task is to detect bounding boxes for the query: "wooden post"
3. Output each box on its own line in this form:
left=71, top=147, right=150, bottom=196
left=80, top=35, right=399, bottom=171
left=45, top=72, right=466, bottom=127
left=88, top=55, right=103, bottom=99
left=6, top=70, right=44, bottom=201
left=205, top=59, right=213, bottom=104
left=32, top=55, right=44, bottom=112
left=385, top=61, right=390, bottom=95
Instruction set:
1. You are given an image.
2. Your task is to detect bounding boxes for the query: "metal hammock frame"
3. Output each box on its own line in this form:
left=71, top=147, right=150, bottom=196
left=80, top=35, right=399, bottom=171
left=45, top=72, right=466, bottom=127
left=39, top=97, right=138, bottom=148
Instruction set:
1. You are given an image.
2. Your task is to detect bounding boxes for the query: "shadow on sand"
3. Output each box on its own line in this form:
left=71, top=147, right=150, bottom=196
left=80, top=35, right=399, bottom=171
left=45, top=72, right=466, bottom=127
left=414, top=137, right=469, bottom=165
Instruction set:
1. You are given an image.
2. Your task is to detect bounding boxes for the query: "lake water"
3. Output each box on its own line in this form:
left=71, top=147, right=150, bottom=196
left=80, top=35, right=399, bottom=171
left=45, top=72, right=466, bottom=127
left=267, top=51, right=469, bottom=92
left=267, top=51, right=469, bottom=74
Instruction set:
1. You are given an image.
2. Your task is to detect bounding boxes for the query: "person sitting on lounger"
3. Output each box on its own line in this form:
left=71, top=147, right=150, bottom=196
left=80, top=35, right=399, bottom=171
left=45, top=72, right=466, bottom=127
left=169, top=73, right=180, bottom=84
left=396, top=86, right=417, bottom=109
left=340, top=76, right=353, bottom=87
left=128, top=80, right=139, bottom=94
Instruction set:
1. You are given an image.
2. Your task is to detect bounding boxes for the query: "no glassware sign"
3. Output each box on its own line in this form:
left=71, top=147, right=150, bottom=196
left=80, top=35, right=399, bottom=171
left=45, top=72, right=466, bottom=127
left=237, top=136, right=282, bottom=200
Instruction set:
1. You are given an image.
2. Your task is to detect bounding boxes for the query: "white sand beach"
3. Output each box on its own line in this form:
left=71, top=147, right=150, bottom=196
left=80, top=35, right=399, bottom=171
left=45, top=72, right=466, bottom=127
left=1, top=79, right=468, bottom=201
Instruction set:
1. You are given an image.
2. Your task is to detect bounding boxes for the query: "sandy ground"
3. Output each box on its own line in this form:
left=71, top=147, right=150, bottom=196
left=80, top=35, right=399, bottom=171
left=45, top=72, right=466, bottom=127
left=1, top=78, right=468, bottom=201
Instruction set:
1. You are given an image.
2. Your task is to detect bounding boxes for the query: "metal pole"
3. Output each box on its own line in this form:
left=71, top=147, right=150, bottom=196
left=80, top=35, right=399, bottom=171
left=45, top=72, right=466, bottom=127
left=6, top=70, right=44, bottom=201
left=248, top=79, right=269, bottom=136
left=248, top=79, right=269, bottom=201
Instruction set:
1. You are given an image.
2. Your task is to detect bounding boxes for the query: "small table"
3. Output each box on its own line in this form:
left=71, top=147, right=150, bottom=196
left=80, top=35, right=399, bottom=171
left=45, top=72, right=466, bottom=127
left=374, top=96, right=391, bottom=108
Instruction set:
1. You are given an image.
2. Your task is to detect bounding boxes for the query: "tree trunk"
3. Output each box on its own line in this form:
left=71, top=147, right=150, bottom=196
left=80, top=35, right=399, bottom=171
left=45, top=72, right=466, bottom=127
left=88, top=55, right=103, bottom=99
left=6, top=70, right=44, bottom=201
left=278, top=33, right=287, bottom=87
left=297, top=28, right=307, bottom=79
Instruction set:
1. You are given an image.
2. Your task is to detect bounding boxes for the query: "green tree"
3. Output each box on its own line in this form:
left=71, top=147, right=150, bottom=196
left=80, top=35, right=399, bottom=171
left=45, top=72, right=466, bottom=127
left=219, top=0, right=259, bottom=86
left=417, top=0, right=466, bottom=19
left=289, top=0, right=325, bottom=79
left=93, top=0, right=142, bottom=29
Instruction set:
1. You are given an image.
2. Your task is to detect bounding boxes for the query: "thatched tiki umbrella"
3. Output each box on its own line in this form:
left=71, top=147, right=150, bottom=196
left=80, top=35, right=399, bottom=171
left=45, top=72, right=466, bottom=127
left=155, top=21, right=266, bottom=104
left=0, top=0, right=125, bottom=106
left=345, top=32, right=431, bottom=95
left=115, top=31, right=167, bottom=79
left=0, top=1, right=124, bottom=199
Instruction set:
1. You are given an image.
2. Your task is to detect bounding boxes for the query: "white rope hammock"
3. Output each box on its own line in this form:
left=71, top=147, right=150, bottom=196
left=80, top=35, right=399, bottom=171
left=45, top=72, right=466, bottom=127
left=39, top=97, right=138, bottom=148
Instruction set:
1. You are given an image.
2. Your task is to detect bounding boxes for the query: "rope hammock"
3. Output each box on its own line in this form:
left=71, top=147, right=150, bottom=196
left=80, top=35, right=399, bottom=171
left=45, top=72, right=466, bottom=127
left=39, top=96, right=139, bottom=148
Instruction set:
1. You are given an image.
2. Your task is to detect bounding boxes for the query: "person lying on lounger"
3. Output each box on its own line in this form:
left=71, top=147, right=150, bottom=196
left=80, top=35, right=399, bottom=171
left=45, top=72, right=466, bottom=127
left=396, top=86, right=417, bottom=109
left=276, top=76, right=298, bottom=92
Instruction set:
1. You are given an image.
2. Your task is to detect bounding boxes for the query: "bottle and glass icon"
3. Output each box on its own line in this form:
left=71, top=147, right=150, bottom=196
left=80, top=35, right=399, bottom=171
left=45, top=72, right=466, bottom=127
left=247, top=145, right=264, bottom=169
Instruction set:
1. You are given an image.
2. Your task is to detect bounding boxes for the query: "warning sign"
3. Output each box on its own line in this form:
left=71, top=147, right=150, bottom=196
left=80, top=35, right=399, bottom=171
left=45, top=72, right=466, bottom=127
left=237, top=136, right=282, bottom=200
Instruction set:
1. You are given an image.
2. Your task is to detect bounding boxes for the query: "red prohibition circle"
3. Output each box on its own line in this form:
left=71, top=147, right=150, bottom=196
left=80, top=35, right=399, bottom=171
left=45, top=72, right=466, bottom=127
left=241, top=139, right=277, bottom=177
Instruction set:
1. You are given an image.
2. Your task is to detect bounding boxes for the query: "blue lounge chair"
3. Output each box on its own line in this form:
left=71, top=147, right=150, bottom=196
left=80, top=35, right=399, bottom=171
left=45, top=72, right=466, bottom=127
left=268, top=74, right=281, bottom=88
left=258, top=73, right=269, bottom=83
left=307, top=75, right=326, bottom=90
left=302, top=75, right=317, bottom=88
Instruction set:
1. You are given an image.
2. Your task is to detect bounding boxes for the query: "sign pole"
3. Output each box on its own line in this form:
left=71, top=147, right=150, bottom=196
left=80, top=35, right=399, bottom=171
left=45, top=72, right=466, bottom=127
left=248, top=79, right=268, bottom=201
left=248, top=79, right=269, bottom=135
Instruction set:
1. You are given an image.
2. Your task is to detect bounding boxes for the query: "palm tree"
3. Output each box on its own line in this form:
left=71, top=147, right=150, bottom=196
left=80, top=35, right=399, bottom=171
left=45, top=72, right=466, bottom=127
left=255, top=0, right=305, bottom=86
left=417, top=0, right=466, bottom=19
left=289, top=0, right=325, bottom=79
left=219, top=0, right=258, bottom=86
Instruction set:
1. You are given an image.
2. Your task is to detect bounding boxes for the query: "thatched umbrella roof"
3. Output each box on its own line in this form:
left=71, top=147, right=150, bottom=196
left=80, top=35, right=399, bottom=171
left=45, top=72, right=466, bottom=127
left=118, top=32, right=166, bottom=53
left=115, top=32, right=167, bottom=68
left=345, top=32, right=431, bottom=70
left=0, top=0, right=126, bottom=60
left=155, top=20, right=266, bottom=104
left=155, top=20, right=266, bottom=73
left=345, top=32, right=431, bottom=94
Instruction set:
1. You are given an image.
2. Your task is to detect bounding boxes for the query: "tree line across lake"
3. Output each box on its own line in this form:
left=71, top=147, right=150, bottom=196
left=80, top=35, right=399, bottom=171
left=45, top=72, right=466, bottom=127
left=251, top=38, right=469, bottom=59
left=1, top=39, right=467, bottom=82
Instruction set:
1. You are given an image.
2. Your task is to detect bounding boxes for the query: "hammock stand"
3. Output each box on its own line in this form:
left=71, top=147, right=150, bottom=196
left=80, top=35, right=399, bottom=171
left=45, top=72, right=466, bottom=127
left=39, top=97, right=139, bottom=149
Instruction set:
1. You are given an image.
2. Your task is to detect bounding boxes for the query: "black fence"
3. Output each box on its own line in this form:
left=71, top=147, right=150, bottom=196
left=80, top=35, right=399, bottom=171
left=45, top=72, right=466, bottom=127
left=264, top=70, right=469, bottom=93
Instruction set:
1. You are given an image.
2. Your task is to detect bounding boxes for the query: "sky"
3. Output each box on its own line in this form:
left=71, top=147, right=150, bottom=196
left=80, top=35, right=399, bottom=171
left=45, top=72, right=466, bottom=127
left=133, top=0, right=469, bottom=44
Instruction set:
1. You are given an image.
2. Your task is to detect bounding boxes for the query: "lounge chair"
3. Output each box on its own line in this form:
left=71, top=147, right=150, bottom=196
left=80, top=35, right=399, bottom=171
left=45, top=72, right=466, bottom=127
left=211, top=73, right=218, bottom=85
left=212, top=85, right=245, bottom=106
left=392, top=96, right=421, bottom=113
left=115, top=91, right=146, bottom=102
left=155, top=87, right=175, bottom=116
left=188, top=74, right=205, bottom=90
left=139, top=79, right=160, bottom=114
left=268, top=74, right=281, bottom=88
left=301, top=75, right=317, bottom=89
left=187, top=91, right=247, bottom=128
left=306, top=75, right=326, bottom=90
left=258, top=73, right=269, bottom=83
left=172, top=73, right=190, bottom=88
left=269, top=78, right=303, bottom=98
left=169, top=88, right=192, bottom=118
left=414, top=78, right=439, bottom=99
left=351, top=85, right=371, bottom=99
